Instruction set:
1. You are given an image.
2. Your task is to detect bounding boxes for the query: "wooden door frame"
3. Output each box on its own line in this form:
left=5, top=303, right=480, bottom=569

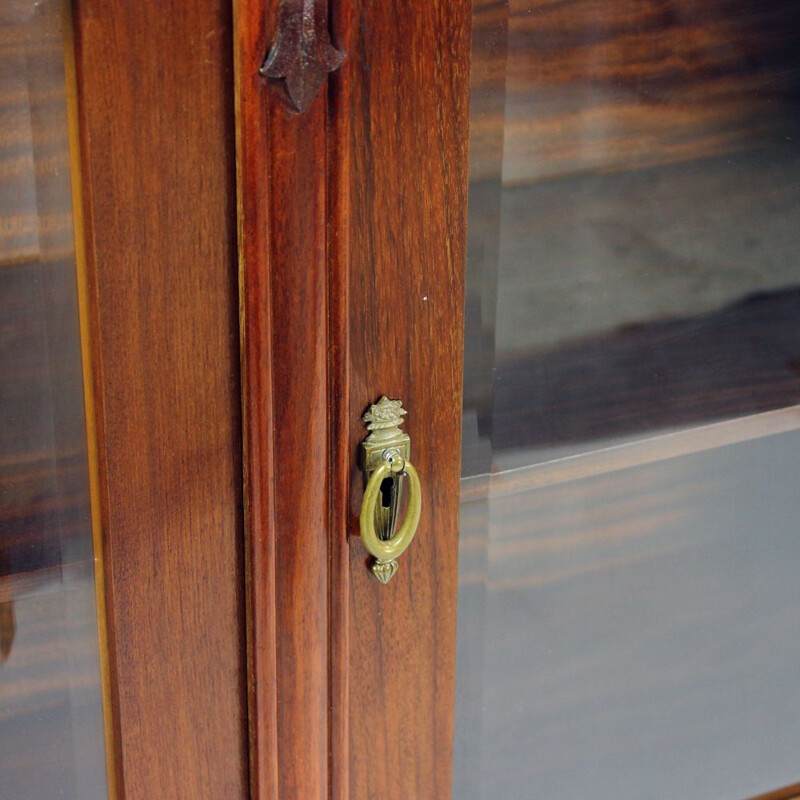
left=72, top=1, right=249, bottom=797
left=69, top=0, right=470, bottom=796
left=234, top=1, right=472, bottom=798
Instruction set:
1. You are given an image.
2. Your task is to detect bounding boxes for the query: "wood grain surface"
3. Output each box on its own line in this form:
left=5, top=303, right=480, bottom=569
left=334, top=1, right=471, bottom=798
left=235, top=1, right=331, bottom=798
left=72, top=2, right=249, bottom=797
left=236, top=1, right=471, bottom=798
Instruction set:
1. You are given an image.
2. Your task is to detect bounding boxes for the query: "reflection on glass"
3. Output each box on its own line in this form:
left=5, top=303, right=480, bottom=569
left=462, top=0, right=800, bottom=474
left=457, top=431, right=800, bottom=799
left=0, top=2, right=108, bottom=798
left=456, top=0, right=800, bottom=797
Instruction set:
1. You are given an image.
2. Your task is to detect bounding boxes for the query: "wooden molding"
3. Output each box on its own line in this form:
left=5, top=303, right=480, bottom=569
left=335, top=3, right=471, bottom=797
left=72, top=1, right=248, bottom=796
left=235, top=0, right=332, bottom=796
left=236, top=1, right=470, bottom=798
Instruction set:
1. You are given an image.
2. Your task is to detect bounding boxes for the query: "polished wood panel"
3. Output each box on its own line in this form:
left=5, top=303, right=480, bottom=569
left=72, top=2, right=248, bottom=797
left=327, top=8, right=352, bottom=799
left=335, top=2, right=471, bottom=798
left=236, top=2, right=471, bottom=796
left=234, top=1, right=331, bottom=798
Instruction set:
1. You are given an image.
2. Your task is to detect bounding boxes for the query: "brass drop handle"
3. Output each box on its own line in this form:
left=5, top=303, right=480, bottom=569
left=360, top=454, right=421, bottom=584
left=359, top=397, right=421, bottom=584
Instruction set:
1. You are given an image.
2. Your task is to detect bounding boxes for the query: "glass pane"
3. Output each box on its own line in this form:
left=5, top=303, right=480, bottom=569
left=456, top=0, right=800, bottom=797
left=462, top=0, right=800, bottom=474
left=0, top=2, right=109, bottom=797
left=457, top=430, right=800, bottom=798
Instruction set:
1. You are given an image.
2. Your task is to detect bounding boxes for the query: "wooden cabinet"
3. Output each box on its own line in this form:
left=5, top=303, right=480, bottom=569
left=2, top=1, right=800, bottom=799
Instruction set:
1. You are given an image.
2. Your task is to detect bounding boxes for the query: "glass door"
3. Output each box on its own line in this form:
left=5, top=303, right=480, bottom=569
left=455, top=1, right=800, bottom=797
left=0, top=2, right=109, bottom=797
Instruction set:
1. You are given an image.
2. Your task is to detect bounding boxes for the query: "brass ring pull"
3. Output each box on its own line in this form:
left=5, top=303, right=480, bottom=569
left=359, top=397, right=421, bottom=584
left=359, top=459, right=421, bottom=584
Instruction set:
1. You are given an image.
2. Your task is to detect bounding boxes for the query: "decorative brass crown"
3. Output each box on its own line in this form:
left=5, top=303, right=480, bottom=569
left=362, top=396, right=407, bottom=432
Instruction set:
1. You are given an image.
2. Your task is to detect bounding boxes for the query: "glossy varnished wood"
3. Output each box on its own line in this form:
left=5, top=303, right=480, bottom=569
left=236, top=1, right=471, bottom=797
left=72, top=2, right=248, bottom=797
left=335, top=2, right=471, bottom=798
left=235, top=1, right=331, bottom=798
left=327, top=6, right=352, bottom=799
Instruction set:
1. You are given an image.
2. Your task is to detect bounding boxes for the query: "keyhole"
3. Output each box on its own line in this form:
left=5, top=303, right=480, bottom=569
left=379, top=476, right=394, bottom=508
